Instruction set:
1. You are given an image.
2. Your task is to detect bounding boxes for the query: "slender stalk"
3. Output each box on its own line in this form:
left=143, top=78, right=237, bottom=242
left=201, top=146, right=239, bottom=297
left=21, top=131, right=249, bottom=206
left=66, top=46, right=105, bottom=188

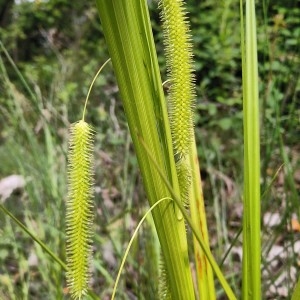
left=0, top=41, right=38, bottom=108
left=139, top=136, right=237, bottom=300
left=189, top=134, right=216, bottom=299
left=82, top=58, right=111, bottom=120
left=111, top=197, right=170, bottom=300
left=0, top=204, right=67, bottom=270
left=241, top=0, right=261, bottom=298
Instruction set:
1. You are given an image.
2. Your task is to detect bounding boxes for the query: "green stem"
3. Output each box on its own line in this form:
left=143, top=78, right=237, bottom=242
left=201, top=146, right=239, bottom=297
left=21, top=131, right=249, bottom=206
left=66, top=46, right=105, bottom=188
left=94, top=1, right=195, bottom=298
left=82, top=58, right=111, bottom=121
left=139, top=136, right=237, bottom=300
left=111, top=197, right=170, bottom=300
left=0, top=41, right=38, bottom=108
left=0, top=204, right=67, bottom=270
left=241, top=0, right=261, bottom=298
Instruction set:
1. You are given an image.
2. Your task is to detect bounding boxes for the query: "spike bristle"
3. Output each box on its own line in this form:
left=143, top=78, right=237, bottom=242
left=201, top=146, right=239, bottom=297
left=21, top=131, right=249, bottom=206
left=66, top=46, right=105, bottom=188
left=66, top=120, right=94, bottom=299
left=159, top=0, right=195, bottom=206
left=159, top=0, right=195, bottom=159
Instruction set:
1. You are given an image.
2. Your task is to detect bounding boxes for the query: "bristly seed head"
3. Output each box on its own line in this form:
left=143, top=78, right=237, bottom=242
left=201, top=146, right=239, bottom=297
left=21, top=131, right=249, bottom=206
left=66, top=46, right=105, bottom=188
left=159, top=0, right=195, bottom=206
left=66, top=120, right=95, bottom=299
left=159, top=0, right=195, bottom=159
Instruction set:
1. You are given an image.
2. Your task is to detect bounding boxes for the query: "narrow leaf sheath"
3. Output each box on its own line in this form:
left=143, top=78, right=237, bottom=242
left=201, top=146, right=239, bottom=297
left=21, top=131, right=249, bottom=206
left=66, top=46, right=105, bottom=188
left=66, top=120, right=94, bottom=299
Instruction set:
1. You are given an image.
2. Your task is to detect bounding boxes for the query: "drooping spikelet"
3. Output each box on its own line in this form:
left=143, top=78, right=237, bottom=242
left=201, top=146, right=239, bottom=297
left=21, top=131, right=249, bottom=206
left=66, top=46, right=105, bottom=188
left=158, top=254, right=172, bottom=300
left=176, top=158, right=191, bottom=205
left=159, top=0, right=195, bottom=206
left=66, top=120, right=94, bottom=299
left=159, top=0, right=195, bottom=159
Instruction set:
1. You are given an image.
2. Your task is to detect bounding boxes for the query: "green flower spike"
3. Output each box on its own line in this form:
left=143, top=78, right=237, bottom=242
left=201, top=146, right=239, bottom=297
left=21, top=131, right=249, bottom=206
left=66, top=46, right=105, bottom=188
left=160, top=0, right=195, bottom=160
left=65, top=59, right=110, bottom=299
left=159, top=0, right=195, bottom=205
left=66, top=120, right=94, bottom=299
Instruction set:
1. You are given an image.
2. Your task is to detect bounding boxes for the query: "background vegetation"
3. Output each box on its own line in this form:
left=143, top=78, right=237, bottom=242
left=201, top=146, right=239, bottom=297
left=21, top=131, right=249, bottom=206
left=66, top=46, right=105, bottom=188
left=0, top=0, right=299, bottom=299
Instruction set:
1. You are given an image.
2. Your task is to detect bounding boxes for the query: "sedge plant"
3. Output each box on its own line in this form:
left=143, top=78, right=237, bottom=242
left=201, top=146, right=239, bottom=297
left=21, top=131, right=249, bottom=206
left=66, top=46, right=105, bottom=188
left=4, top=0, right=300, bottom=299
left=94, top=0, right=232, bottom=299
left=159, top=0, right=215, bottom=298
left=65, top=59, right=111, bottom=299
left=94, top=1, right=196, bottom=297
left=240, top=0, right=261, bottom=298
left=94, top=0, right=259, bottom=299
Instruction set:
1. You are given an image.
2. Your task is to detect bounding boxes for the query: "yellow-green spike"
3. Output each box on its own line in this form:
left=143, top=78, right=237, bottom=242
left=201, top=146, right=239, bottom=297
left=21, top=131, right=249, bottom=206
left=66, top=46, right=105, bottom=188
left=159, top=0, right=195, bottom=159
left=159, top=0, right=195, bottom=209
left=66, top=120, right=94, bottom=299
left=65, top=59, right=110, bottom=299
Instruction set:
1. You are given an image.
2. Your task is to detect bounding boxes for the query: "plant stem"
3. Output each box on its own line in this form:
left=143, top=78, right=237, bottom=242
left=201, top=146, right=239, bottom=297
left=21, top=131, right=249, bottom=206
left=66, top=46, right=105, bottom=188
left=0, top=204, right=67, bottom=270
left=240, top=0, right=261, bottom=298
left=94, top=1, right=195, bottom=298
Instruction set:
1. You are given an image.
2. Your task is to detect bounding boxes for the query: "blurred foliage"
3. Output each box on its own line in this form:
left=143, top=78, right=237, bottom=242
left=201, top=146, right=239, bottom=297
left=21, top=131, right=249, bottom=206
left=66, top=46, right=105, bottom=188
left=0, top=0, right=298, bottom=133
left=0, top=0, right=299, bottom=298
left=0, top=0, right=113, bottom=125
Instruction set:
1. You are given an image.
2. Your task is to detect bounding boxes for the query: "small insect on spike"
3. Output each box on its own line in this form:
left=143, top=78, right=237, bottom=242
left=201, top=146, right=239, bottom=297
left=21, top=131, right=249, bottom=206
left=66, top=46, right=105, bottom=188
left=66, top=120, right=95, bottom=299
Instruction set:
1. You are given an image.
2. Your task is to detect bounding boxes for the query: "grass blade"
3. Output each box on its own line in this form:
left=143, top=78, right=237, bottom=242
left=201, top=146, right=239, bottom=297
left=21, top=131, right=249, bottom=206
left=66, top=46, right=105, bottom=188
left=240, top=0, right=261, bottom=298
